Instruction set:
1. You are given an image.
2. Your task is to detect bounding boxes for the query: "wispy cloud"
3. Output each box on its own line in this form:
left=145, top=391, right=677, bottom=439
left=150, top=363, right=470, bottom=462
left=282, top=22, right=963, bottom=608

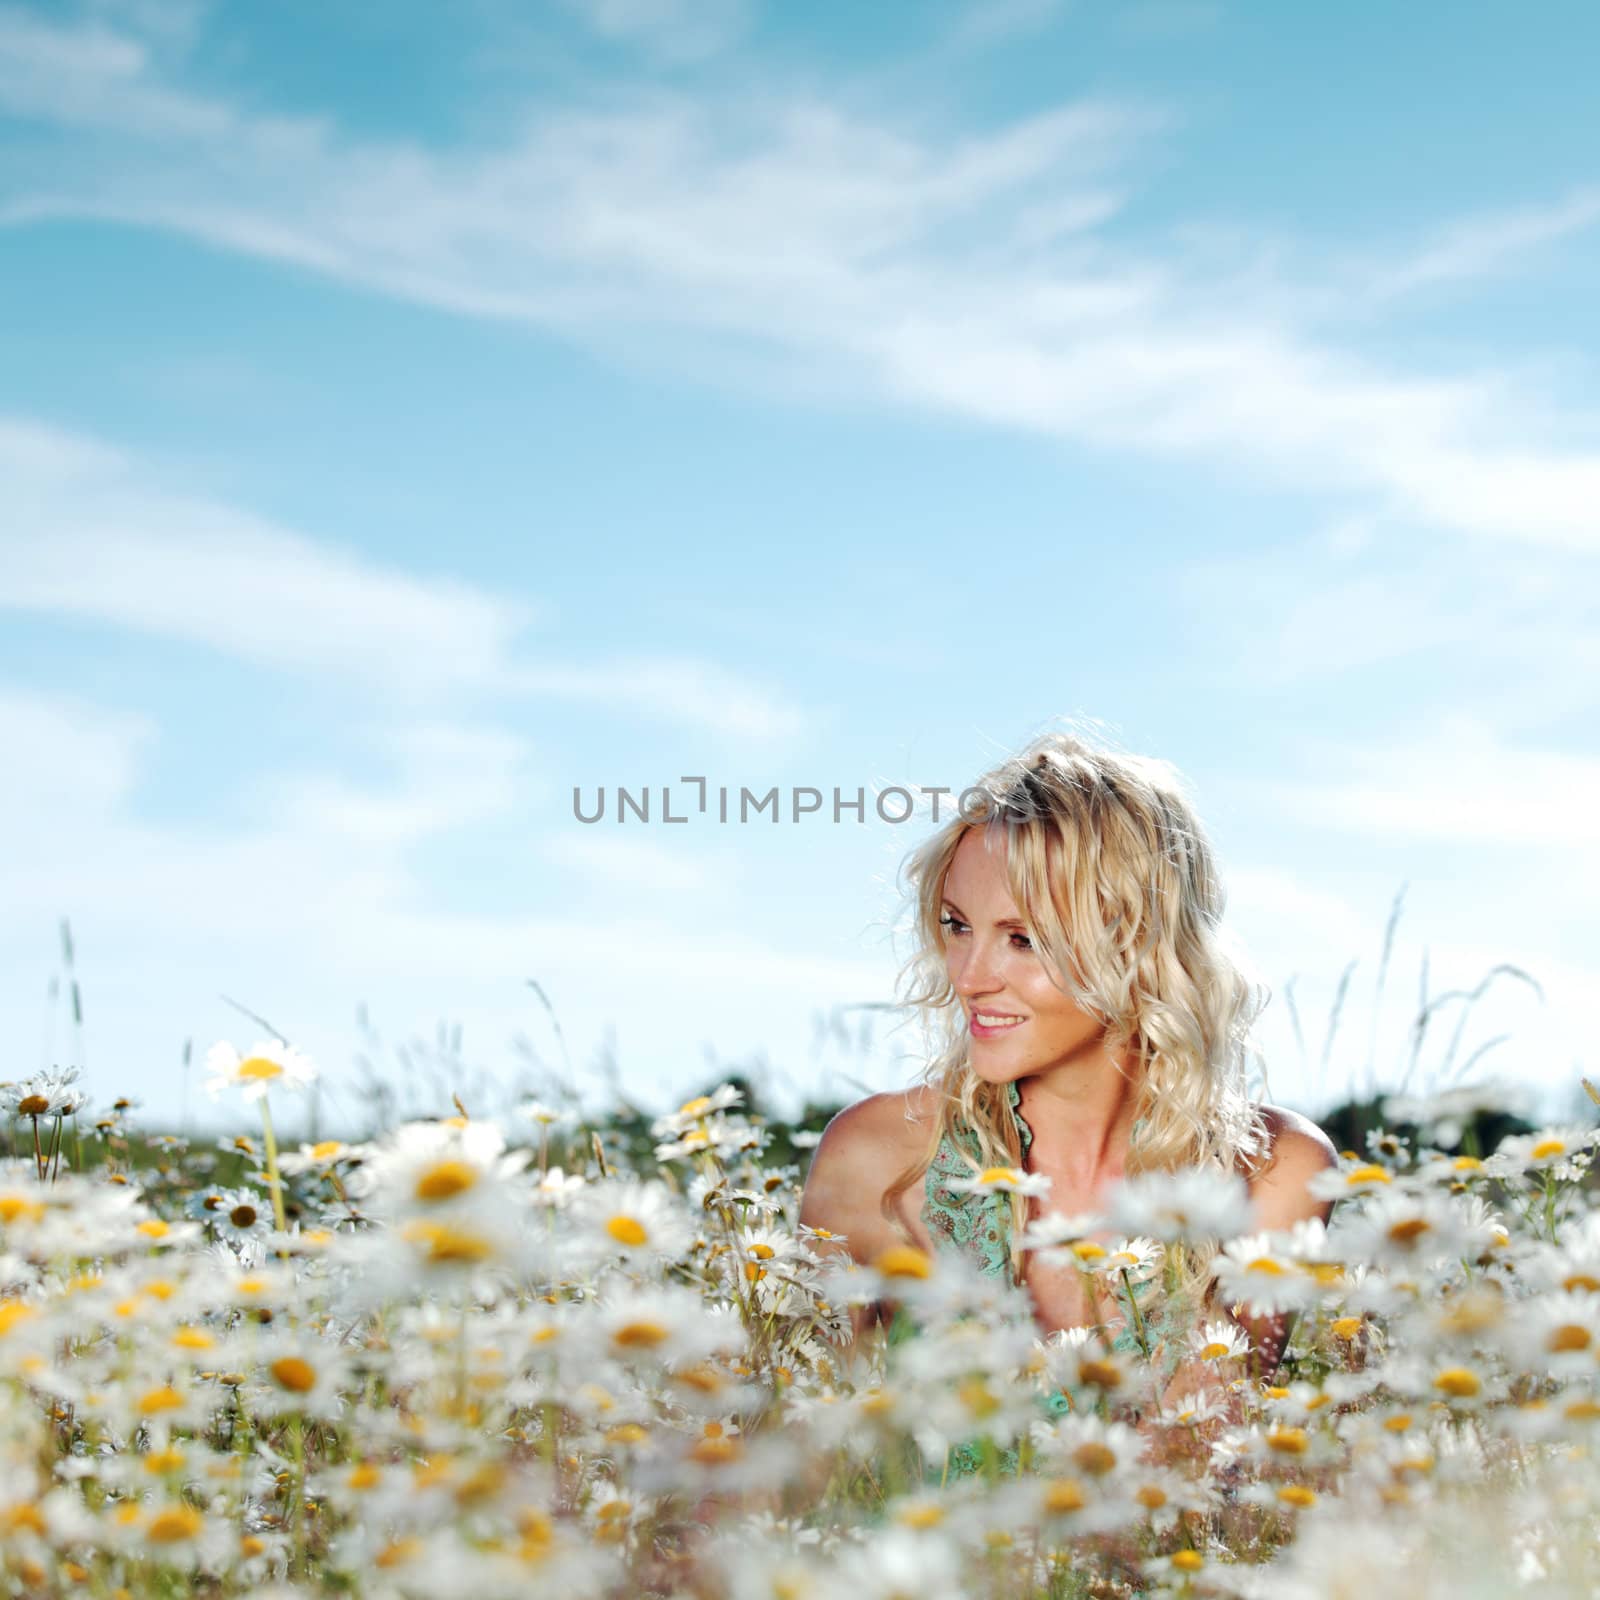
left=513, top=659, right=810, bottom=741
left=7, top=8, right=1597, bottom=548
left=555, top=0, right=751, bottom=62
left=0, top=415, right=810, bottom=737
left=1, top=417, right=532, bottom=696
left=1373, top=185, right=1600, bottom=298
left=1268, top=714, right=1600, bottom=852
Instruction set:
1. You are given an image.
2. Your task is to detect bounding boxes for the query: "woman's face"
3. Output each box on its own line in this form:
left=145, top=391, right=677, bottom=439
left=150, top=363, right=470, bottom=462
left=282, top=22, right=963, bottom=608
left=939, top=824, right=1106, bottom=1084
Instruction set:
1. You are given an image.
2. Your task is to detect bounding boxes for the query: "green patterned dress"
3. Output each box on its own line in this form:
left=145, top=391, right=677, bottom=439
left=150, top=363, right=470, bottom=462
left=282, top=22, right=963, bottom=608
left=893, top=1079, right=1189, bottom=1481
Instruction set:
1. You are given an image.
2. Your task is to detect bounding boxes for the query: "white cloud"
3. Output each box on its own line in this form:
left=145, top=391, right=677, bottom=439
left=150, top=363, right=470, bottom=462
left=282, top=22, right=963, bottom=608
left=513, top=658, right=809, bottom=741
left=0, top=687, right=152, bottom=824
left=1373, top=185, right=1600, bottom=298
left=6, top=11, right=1598, bottom=547
left=544, top=831, right=710, bottom=894
left=0, top=417, right=531, bottom=696
left=1268, top=714, right=1600, bottom=849
left=556, top=0, right=750, bottom=61
left=0, top=415, right=809, bottom=738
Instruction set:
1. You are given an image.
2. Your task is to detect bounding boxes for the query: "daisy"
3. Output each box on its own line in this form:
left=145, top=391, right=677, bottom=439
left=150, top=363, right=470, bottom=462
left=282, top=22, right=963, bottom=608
left=1503, top=1293, right=1600, bottom=1380
left=1210, top=1233, right=1315, bottom=1316
left=196, top=1184, right=274, bottom=1247
left=352, top=1118, right=529, bottom=1218
left=652, top=1084, right=745, bottom=1139
left=1336, top=1191, right=1496, bottom=1273
left=1108, top=1167, right=1254, bottom=1243
left=250, top=1332, right=347, bottom=1419
left=1017, top=1210, right=1113, bottom=1269
left=518, top=1099, right=572, bottom=1130
left=568, top=1179, right=694, bottom=1271
left=1086, top=1235, right=1163, bottom=1285
left=203, top=1039, right=318, bottom=1102
left=1488, top=1126, right=1599, bottom=1179
left=1308, top=1158, right=1397, bottom=1201
left=596, top=1285, right=747, bottom=1371
left=531, top=1165, right=586, bottom=1208
left=944, top=1164, right=1052, bottom=1199
left=1189, top=1317, right=1252, bottom=1364
left=277, top=1139, right=358, bottom=1176
left=1, top=1066, right=88, bottom=1117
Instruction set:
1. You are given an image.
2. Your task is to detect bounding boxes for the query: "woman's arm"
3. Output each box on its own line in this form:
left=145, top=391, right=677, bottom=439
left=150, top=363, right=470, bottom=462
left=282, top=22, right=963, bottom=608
left=1227, top=1111, right=1339, bottom=1376
left=797, top=1094, right=920, bottom=1367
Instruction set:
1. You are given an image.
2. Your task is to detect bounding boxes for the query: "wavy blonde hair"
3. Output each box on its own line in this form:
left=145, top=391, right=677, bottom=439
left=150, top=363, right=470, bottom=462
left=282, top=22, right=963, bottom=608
left=883, top=725, right=1275, bottom=1318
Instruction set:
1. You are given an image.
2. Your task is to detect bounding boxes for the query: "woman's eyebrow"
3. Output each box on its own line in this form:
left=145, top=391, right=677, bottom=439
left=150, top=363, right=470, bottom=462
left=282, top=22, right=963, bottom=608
left=941, top=896, right=1026, bottom=929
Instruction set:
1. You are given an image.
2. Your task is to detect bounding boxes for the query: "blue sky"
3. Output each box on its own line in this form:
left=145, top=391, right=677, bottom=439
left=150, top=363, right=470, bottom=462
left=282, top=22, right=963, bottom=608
left=2, top=0, right=1596, bottom=1133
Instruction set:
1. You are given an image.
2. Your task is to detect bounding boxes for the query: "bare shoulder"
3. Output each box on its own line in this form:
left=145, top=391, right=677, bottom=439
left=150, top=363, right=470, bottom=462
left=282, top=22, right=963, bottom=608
left=811, top=1086, right=942, bottom=1169
left=1254, top=1103, right=1339, bottom=1171
left=798, top=1087, right=943, bottom=1261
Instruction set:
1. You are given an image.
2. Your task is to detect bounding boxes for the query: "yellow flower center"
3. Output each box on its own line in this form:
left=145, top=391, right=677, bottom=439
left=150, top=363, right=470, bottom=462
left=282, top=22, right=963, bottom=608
left=0, top=1195, right=45, bottom=1224
left=17, top=1095, right=50, bottom=1116
left=1387, top=1218, right=1431, bottom=1244
left=1172, top=1550, right=1205, bottom=1572
left=171, top=1327, right=215, bottom=1351
left=678, top=1096, right=713, bottom=1116
left=1266, top=1427, right=1308, bottom=1455
left=375, top=1537, right=422, bottom=1569
left=1548, top=1324, right=1591, bottom=1353
left=1276, top=1484, right=1317, bottom=1509
left=977, top=1167, right=1021, bottom=1185
left=1246, top=1256, right=1285, bottom=1274
left=236, top=1057, right=284, bottom=1082
left=270, top=1357, right=318, bottom=1393
left=874, top=1245, right=933, bottom=1279
left=347, top=1464, right=382, bottom=1489
left=1071, top=1442, right=1118, bottom=1476
left=0, top=1302, right=39, bottom=1336
left=688, top=1435, right=741, bottom=1465
left=311, top=1141, right=343, bottom=1160
left=145, top=1506, right=204, bottom=1544
left=896, top=1504, right=945, bottom=1529
left=1044, top=1478, right=1086, bottom=1513
left=1331, top=1316, right=1364, bottom=1339
left=957, top=1377, right=1000, bottom=1419
left=1433, top=1366, right=1481, bottom=1398
left=1531, top=1138, right=1566, bottom=1161
left=612, top=1320, right=669, bottom=1349
left=415, top=1161, right=478, bottom=1202
left=1346, top=1165, right=1390, bottom=1185
left=606, top=1215, right=649, bottom=1247
left=138, top=1385, right=184, bottom=1416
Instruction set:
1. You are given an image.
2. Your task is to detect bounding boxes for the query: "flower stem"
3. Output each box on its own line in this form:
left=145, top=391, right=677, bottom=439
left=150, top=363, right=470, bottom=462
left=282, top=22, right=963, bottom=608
left=1120, top=1266, right=1152, bottom=1359
left=259, top=1096, right=288, bottom=1235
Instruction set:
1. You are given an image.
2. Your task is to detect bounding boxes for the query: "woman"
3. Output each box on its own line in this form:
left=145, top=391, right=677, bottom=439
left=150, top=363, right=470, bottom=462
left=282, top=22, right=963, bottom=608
left=799, top=729, right=1337, bottom=1415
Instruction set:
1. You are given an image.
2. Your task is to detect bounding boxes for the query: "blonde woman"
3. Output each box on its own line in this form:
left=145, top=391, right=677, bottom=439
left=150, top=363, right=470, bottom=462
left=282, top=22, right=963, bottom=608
left=799, top=728, right=1337, bottom=1425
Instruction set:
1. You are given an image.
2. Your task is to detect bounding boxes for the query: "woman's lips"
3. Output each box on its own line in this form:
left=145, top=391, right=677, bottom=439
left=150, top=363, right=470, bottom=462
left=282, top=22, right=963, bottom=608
left=969, top=1011, right=1026, bottom=1039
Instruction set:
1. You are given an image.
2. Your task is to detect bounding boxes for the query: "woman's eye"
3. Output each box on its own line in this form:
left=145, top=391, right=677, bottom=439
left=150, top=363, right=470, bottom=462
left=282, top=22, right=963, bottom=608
left=938, top=914, right=1032, bottom=951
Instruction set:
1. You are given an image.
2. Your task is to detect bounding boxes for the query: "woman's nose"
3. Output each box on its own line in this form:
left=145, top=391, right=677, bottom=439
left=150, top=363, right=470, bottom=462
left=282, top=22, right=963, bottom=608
left=953, top=938, right=1002, bottom=995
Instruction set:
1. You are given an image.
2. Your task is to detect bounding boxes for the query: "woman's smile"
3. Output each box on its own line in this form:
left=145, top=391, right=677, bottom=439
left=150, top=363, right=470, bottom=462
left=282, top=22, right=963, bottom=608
left=968, top=1010, right=1027, bottom=1038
